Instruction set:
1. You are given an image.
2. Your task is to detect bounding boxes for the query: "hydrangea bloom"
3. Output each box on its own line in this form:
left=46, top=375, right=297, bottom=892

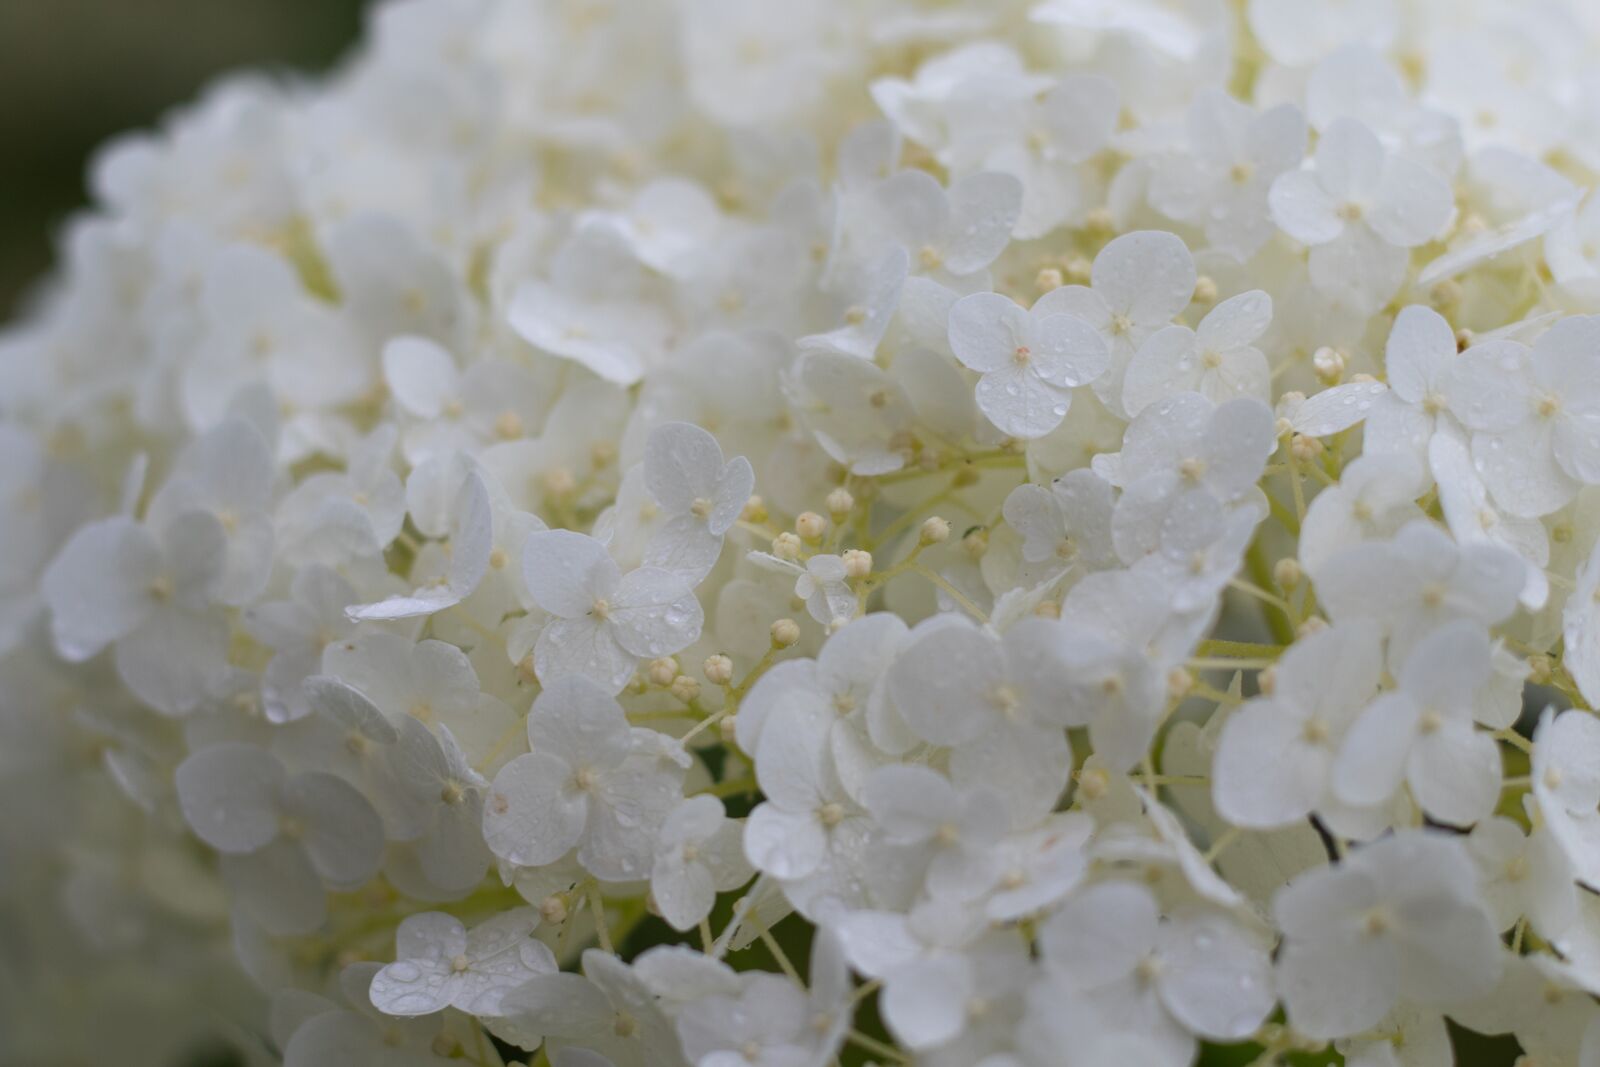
left=9, top=1, right=1600, bottom=1064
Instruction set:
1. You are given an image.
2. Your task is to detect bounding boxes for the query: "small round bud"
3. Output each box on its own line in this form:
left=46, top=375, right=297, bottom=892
left=1077, top=767, right=1110, bottom=800
left=825, top=487, right=855, bottom=517
left=842, top=549, right=873, bottom=579
left=772, top=531, right=802, bottom=561
left=770, top=618, right=801, bottom=648
left=670, top=675, right=702, bottom=704
left=1455, top=327, right=1474, bottom=352
left=1290, top=433, right=1323, bottom=462
left=542, top=466, right=577, bottom=497
left=1527, top=654, right=1554, bottom=686
left=1167, top=668, right=1195, bottom=701
left=1311, top=346, right=1345, bottom=385
left=827, top=615, right=851, bottom=634
left=1035, top=266, right=1064, bottom=292
left=1257, top=665, right=1278, bottom=695
left=1429, top=278, right=1463, bottom=309
left=647, top=657, right=678, bottom=687
left=920, top=516, right=952, bottom=544
left=1350, top=372, right=1378, bottom=384
left=718, top=715, right=739, bottom=744
left=1193, top=275, right=1218, bottom=303
left=539, top=895, right=569, bottom=925
left=493, top=409, right=524, bottom=442
left=795, top=511, right=828, bottom=541
left=1273, top=415, right=1295, bottom=439
left=1273, top=558, right=1303, bottom=590
left=741, top=495, right=768, bottom=523
left=1065, top=255, right=1093, bottom=284
left=703, top=654, right=735, bottom=686
left=962, top=527, right=989, bottom=561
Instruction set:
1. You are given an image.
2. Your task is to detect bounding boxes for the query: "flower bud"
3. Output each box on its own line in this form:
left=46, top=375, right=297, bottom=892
left=703, top=654, right=734, bottom=686
left=1312, top=346, right=1345, bottom=385
left=772, top=531, right=802, bottom=561
left=1273, top=558, right=1302, bottom=590
left=842, top=549, right=872, bottom=579
left=670, top=675, right=701, bottom=704
left=825, top=487, right=854, bottom=518
left=920, top=516, right=951, bottom=544
left=1290, top=433, right=1323, bottom=462
left=647, top=657, right=678, bottom=687
left=770, top=618, right=801, bottom=648
left=539, top=894, right=568, bottom=924
left=741, top=495, right=768, bottom=523
left=542, top=466, right=576, bottom=496
left=1194, top=275, right=1218, bottom=303
left=1429, top=278, right=1462, bottom=310
left=1035, top=266, right=1064, bottom=292
left=795, top=511, right=827, bottom=541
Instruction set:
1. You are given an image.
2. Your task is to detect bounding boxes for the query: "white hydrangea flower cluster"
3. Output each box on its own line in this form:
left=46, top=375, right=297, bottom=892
left=15, top=1, right=1600, bottom=1064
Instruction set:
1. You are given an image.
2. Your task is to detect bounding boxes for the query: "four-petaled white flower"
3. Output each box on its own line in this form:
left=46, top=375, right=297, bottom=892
left=649, top=796, right=754, bottom=932
left=640, top=422, right=753, bottom=582
left=483, top=675, right=684, bottom=881
left=522, top=530, right=704, bottom=693
left=1273, top=831, right=1502, bottom=1040
left=175, top=742, right=384, bottom=935
left=370, top=908, right=558, bottom=1017
left=1123, top=290, right=1273, bottom=416
left=948, top=290, right=1110, bottom=439
left=1270, top=117, right=1454, bottom=310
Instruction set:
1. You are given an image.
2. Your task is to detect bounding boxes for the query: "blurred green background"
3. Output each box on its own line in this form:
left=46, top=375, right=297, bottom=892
left=0, top=0, right=365, bottom=317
